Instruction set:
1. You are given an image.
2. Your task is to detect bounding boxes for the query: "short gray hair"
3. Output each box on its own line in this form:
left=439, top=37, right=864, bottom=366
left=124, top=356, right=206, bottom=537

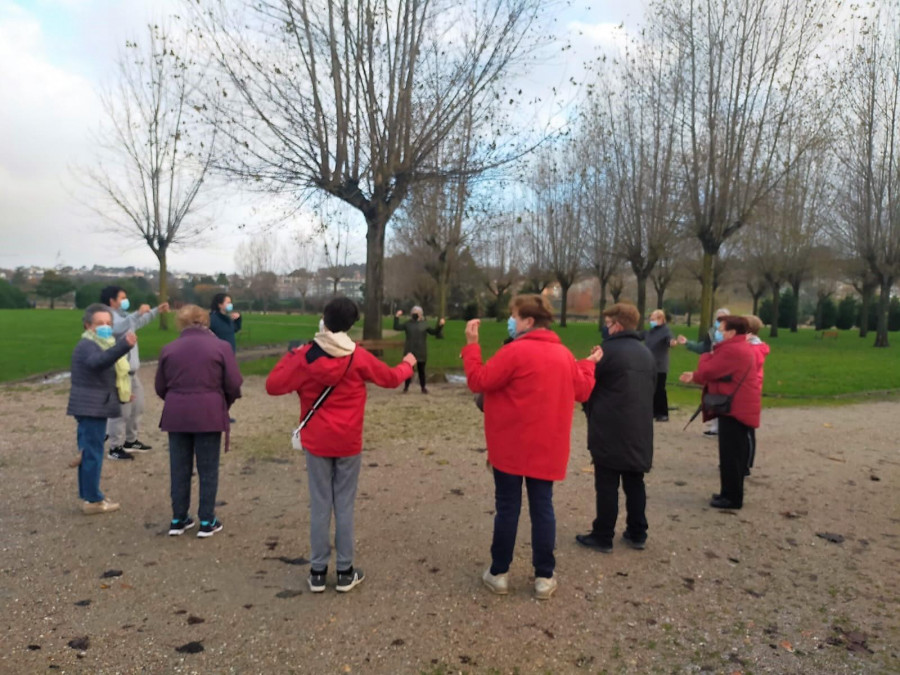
left=83, top=303, right=112, bottom=328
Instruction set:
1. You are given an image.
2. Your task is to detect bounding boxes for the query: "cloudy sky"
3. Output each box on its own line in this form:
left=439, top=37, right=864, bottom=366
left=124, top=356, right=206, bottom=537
left=0, top=0, right=637, bottom=275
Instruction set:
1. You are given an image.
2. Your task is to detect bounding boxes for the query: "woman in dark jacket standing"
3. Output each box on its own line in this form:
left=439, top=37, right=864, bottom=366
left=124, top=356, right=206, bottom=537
left=680, top=315, right=761, bottom=510
left=578, top=303, right=656, bottom=553
left=643, top=309, right=678, bottom=421
left=394, top=306, right=444, bottom=393
left=209, top=293, right=242, bottom=353
left=67, top=304, right=136, bottom=515
left=156, top=305, right=243, bottom=537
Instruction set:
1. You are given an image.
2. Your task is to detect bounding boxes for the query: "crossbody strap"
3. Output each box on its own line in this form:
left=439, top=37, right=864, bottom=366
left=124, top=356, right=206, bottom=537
left=298, top=351, right=355, bottom=430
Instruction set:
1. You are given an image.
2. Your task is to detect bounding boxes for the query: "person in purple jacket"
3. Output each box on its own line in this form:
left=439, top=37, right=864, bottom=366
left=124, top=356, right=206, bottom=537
left=155, top=305, right=243, bottom=538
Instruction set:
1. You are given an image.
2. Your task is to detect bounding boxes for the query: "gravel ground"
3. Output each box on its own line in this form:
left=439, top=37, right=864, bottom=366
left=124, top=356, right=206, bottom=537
left=1, top=367, right=898, bottom=674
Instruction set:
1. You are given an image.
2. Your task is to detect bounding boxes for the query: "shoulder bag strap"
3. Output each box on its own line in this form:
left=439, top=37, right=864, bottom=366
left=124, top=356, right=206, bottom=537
left=298, top=351, right=355, bottom=430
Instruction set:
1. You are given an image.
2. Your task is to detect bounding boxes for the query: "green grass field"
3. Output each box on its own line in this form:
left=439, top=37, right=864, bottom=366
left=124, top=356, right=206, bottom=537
left=2, top=309, right=898, bottom=407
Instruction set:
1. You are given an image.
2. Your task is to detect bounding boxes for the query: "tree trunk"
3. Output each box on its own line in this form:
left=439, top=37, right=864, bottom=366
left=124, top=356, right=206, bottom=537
left=815, top=298, right=824, bottom=330
left=559, top=282, right=570, bottom=327
left=859, top=284, right=873, bottom=337
left=874, top=277, right=892, bottom=347
left=686, top=310, right=692, bottom=328
left=790, top=280, right=801, bottom=332
left=437, top=260, right=450, bottom=320
left=751, top=294, right=760, bottom=317
left=769, top=283, right=781, bottom=338
left=598, top=279, right=608, bottom=331
left=698, top=251, right=715, bottom=340
left=158, top=251, right=169, bottom=330
left=363, top=215, right=387, bottom=340
left=656, top=285, right=665, bottom=310
left=635, top=274, right=647, bottom=326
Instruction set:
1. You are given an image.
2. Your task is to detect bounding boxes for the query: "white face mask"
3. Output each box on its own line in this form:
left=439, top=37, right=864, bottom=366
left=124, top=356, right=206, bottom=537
left=318, top=319, right=325, bottom=333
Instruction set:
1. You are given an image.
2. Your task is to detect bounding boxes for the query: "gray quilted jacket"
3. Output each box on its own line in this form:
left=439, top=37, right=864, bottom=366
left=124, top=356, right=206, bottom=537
left=66, top=336, right=133, bottom=418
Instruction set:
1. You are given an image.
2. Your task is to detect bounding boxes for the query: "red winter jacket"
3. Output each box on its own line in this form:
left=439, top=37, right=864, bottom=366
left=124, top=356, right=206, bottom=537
left=265, top=343, right=413, bottom=457
left=691, top=335, right=762, bottom=428
left=462, top=329, right=596, bottom=481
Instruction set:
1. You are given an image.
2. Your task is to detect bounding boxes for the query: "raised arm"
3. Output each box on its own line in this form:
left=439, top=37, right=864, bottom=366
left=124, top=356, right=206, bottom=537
left=265, top=348, right=307, bottom=395
left=84, top=335, right=133, bottom=371
left=357, top=348, right=414, bottom=388
left=113, top=306, right=159, bottom=334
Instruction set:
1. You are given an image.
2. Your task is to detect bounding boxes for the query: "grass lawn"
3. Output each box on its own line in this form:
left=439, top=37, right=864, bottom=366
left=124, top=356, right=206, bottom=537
left=2, top=309, right=898, bottom=407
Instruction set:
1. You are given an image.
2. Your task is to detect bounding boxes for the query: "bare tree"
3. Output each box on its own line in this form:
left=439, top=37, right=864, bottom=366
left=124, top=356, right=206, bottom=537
left=832, top=7, right=900, bottom=347
left=191, top=0, right=544, bottom=339
left=235, top=233, right=280, bottom=310
left=321, top=219, right=353, bottom=297
left=657, top=0, right=833, bottom=336
left=82, top=24, right=216, bottom=330
left=473, top=214, right=519, bottom=316
left=289, top=229, right=320, bottom=312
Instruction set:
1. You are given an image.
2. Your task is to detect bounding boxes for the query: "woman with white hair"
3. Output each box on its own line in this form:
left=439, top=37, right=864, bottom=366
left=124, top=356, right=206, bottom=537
left=393, top=306, right=445, bottom=393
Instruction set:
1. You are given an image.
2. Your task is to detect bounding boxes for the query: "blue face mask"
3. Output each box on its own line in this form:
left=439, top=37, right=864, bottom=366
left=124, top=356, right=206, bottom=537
left=96, top=325, right=113, bottom=339
left=225, top=303, right=234, bottom=312
left=507, top=316, right=518, bottom=339
left=649, top=320, right=658, bottom=329
left=714, top=329, right=724, bottom=343
left=119, top=298, right=130, bottom=312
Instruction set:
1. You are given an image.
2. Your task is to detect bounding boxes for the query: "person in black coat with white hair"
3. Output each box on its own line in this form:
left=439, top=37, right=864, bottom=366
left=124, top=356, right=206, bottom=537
left=577, top=303, right=656, bottom=554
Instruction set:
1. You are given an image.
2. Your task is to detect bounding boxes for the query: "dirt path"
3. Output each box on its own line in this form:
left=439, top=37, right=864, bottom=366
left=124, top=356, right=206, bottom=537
left=1, top=369, right=898, bottom=674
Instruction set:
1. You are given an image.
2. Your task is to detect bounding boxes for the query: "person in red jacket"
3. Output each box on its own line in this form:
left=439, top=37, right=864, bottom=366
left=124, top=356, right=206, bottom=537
left=266, top=297, right=415, bottom=593
left=680, top=315, right=761, bottom=509
left=744, top=315, right=770, bottom=476
left=462, top=294, right=601, bottom=600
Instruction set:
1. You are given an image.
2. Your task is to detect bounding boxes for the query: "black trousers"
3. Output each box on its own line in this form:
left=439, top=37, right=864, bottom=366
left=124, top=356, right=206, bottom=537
left=718, top=416, right=751, bottom=507
left=592, top=465, right=648, bottom=545
left=653, top=372, right=669, bottom=418
left=169, top=431, right=221, bottom=523
left=405, top=361, right=427, bottom=390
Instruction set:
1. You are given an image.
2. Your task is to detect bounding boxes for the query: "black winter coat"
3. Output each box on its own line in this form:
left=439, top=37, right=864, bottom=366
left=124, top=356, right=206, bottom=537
left=66, top=337, right=133, bottom=418
left=584, top=331, right=656, bottom=473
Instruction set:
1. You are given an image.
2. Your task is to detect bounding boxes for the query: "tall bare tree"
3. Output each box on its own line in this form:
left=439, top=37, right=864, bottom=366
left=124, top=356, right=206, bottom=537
left=832, top=7, right=900, bottom=347
left=657, top=0, right=833, bottom=336
left=191, top=0, right=544, bottom=338
left=82, top=24, right=216, bottom=329
left=235, top=233, right=280, bottom=310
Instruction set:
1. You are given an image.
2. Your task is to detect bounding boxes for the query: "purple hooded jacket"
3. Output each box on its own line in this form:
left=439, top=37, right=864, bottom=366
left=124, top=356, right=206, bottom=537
left=155, top=327, right=243, bottom=433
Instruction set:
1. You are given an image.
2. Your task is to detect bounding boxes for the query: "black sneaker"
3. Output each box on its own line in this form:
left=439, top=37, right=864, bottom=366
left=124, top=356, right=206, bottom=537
left=168, top=517, right=196, bottom=536
left=308, top=569, right=327, bottom=593
left=107, top=447, right=135, bottom=460
left=123, top=440, right=152, bottom=452
left=575, top=532, right=613, bottom=553
left=654, top=415, right=669, bottom=422
left=197, top=519, right=224, bottom=538
left=622, top=530, right=647, bottom=550
left=336, top=567, right=365, bottom=592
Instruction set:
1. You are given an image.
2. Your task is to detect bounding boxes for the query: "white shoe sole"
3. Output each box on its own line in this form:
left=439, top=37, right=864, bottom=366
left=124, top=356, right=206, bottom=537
left=197, top=526, right=223, bottom=538
left=168, top=522, right=196, bottom=536
left=336, top=576, right=364, bottom=593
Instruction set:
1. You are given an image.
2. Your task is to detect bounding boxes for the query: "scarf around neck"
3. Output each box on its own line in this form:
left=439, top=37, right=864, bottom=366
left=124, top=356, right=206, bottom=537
left=313, top=330, right=357, bottom=357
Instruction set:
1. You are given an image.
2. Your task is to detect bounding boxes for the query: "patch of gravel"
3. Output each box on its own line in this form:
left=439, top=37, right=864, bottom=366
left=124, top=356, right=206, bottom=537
left=0, top=369, right=898, bottom=673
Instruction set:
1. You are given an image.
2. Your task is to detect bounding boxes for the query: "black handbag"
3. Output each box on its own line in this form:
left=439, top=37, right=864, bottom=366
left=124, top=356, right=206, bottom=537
left=702, top=365, right=752, bottom=416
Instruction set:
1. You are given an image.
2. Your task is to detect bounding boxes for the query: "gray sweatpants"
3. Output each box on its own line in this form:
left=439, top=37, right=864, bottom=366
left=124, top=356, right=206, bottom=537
left=305, top=451, right=362, bottom=571
left=107, top=374, right=144, bottom=446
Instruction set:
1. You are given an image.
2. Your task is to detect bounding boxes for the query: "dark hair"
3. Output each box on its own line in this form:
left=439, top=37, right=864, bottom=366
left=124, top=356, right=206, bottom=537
left=509, top=294, right=553, bottom=328
left=603, top=303, right=641, bottom=331
left=82, top=303, right=112, bottom=328
left=721, top=316, right=749, bottom=335
left=100, top=285, right=124, bottom=306
left=323, top=297, right=359, bottom=333
left=211, top=293, right=229, bottom=312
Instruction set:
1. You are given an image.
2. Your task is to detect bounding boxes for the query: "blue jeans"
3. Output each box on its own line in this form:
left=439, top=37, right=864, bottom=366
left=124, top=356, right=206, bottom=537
left=168, top=432, right=222, bottom=523
left=76, top=416, right=107, bottom=502
left=490, top=468, right=556, bottom=579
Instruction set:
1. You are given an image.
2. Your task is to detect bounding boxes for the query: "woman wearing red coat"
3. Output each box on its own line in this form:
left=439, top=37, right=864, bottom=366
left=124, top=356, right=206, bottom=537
left=680, top=315, right=762, bottom=510
left=462, top=294, right=601, bottom=599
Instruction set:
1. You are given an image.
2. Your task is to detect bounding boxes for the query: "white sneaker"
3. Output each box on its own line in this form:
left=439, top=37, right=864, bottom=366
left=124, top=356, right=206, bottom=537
left=534, top=576, right=558, bottom=600
left=482, top=568, right=509, bottom=595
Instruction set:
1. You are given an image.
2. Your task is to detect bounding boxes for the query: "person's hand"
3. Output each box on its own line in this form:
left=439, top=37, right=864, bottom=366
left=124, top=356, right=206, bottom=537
left=676, top=334, right=687, bottom=345
left=670, top=338, right=678, bottom=347
left=138, top=304, right=151, bottom=315
left=679, top=371, right=694, bottom=384
left=395, top=310, right=403, bottom=317
left=158, top=302, right=170, bottom=313
left=439, top=318, right=446, bottom=326
left=465, top=319, right=480, bottom=345
left=587, top=345, right=603, bottom=363
left=125, top=332, right=137, bottom=347
left=402, top=353, right=417, bottom=367
left=231, top=312, right=241, bottom=320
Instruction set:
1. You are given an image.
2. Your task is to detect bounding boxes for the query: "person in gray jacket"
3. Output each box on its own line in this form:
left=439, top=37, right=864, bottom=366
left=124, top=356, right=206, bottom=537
left=100, top=286, right=169, bottom=459
left=67, top=304, right=136, bottom=514
left=643, top=309, right=678, bottom=421
left=393, top=306, right=444, bottom=393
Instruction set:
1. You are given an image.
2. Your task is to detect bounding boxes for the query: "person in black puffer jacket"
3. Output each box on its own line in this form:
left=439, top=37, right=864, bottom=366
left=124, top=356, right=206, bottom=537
left=577, top=303, right=656, bottom=554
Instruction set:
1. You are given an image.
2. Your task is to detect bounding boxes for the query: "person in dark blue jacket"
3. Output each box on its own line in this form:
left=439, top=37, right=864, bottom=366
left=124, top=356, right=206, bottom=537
left=209, top=293, right=242, bottom=353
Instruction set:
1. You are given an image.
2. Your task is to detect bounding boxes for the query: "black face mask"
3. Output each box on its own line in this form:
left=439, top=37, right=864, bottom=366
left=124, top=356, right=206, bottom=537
left=601, top=324, right=610, bottom=340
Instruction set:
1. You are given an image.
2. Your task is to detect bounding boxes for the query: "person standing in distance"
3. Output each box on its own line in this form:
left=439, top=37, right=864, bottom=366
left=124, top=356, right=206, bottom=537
left=577, top=303, right=656, bottom=554
left=100, top=286, right=169, bottom=460
left=209, top=293, right=242, bottom=353
left=394, top=306, right=445, bottom=393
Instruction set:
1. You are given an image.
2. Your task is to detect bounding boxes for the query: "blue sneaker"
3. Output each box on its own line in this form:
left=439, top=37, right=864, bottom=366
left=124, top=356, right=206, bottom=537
left=168, top=517, right=196, bottom=536
left=197, top=519, right=224, bottom=538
